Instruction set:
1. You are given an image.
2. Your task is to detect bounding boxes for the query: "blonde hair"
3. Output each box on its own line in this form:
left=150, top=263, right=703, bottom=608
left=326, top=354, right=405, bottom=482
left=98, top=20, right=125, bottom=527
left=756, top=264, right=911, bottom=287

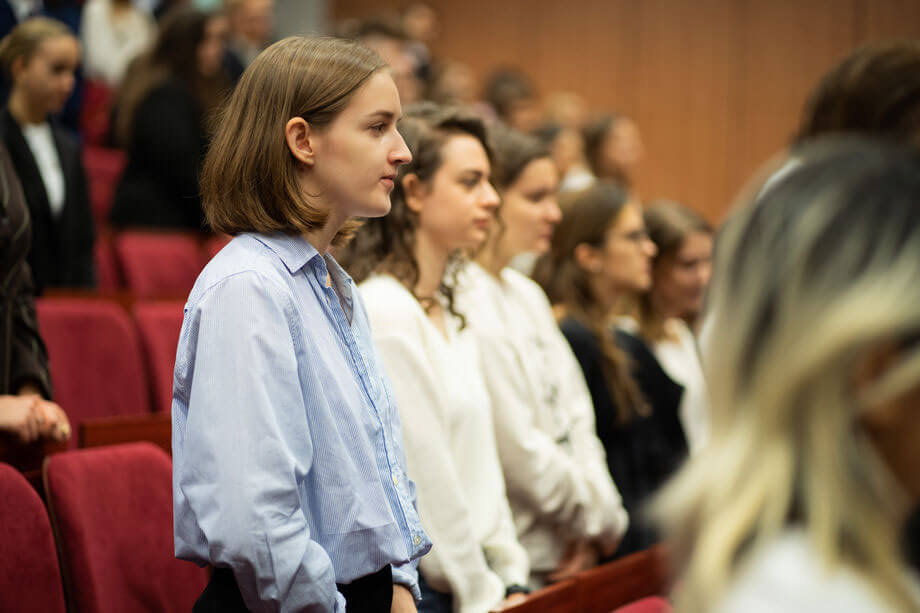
left=654, top=137, right=920, bottom=612
left=0, top=17, right=73, bottom=76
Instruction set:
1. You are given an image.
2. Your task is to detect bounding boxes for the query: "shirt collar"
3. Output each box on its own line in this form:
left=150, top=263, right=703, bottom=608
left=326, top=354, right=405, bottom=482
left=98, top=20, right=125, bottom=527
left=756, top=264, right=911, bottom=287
left=250, top=232, right=321, bottom=275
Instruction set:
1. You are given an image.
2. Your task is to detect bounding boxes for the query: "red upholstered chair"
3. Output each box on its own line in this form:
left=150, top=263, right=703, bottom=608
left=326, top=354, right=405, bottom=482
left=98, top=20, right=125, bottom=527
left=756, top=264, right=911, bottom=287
left=93, top=232, right=121, bottom=291
left=36, top=298, right=150, bottom=446
left=576, top=546, right=671, bottom=613
left=134, top=301, right=185, bottom=413
left=82, top=146, right=125, bottom=227
left=202, top=234, right=232, bottom=264
left=43, top=443, right=208, bottom=613
left=115, top=232, right=203, bottom=299
left=612, top=596, right=673, bottom=613
left=0, top=463, right=67, bottom=613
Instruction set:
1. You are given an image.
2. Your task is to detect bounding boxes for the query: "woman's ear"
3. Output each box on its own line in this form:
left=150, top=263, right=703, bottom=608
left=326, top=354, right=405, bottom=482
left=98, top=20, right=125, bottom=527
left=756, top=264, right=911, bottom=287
left=9, top=56, right=25, bottom=81
left=574, top=242, right=601, bottom=274
left=402, top=173, right=426, bottom=214
left=285, top=117, right=314, bottom=167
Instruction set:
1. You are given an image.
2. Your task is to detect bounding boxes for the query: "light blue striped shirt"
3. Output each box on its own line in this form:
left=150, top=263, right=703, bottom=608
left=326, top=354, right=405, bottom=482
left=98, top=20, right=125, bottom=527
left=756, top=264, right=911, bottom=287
left=172, top=233, right=431, bottom=612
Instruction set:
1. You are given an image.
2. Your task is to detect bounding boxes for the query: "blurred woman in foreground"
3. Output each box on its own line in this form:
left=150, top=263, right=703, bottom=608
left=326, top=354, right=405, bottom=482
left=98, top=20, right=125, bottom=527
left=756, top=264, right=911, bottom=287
left=655, top=138, right=920, bottom=612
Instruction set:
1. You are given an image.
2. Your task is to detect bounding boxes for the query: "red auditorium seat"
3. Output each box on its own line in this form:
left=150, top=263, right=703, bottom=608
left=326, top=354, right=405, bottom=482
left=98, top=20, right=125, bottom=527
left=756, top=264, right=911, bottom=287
left=93, top=232, right=121, bottom=291
left=82, top=146, right=125, bottom=227
left=203, top=233, right=232, bottom=263
left=115, top=232, right=203, bottom=299
left=613, top=596, right=672, bottom=613
left=44, top=443, right=208, bottom=613
left=134, top=301, right=185, bottom=413
left=36, top=298, right=150, bottom=446
left=577, top=546, right=670, bottom=613
left=0, top=463, right=67, bottom=613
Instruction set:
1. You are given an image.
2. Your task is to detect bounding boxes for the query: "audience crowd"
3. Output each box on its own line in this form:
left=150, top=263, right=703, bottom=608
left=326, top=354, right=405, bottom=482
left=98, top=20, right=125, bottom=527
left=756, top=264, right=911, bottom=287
left=1, top=2, right=919, bottom=612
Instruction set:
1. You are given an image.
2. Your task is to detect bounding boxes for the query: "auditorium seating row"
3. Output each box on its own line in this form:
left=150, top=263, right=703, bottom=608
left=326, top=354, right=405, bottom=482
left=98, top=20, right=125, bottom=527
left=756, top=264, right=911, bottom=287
left=83, top=145, right=230, bottom=295
left=0, top=443, right=671, bottom=613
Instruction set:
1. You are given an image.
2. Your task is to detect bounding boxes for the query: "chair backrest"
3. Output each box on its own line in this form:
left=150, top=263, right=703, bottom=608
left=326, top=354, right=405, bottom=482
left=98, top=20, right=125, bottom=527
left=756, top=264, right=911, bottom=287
left=134, top=301, right=185, bottom=413
left=505, top=579, right=579, bottom=613
left=36, top=298, right=150, bottom=443
left=577, top=546, right=670, bottom=613
left=93, top=232, right=122, bottom=291
left=202, top=234, right=232, bottom=264
left=44, top=443, right=208, bottom=613
left=82, top=146, right=125, bottom=227
left=613, top=596, right=673, bottom=613
left=0, top=463, right=67, bottom=613
left=115, top=232, right=203, bottom=299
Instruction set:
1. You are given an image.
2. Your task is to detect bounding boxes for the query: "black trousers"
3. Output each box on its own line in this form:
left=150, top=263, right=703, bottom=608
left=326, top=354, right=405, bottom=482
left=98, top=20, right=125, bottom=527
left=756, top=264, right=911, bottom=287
left=193, top=564, right=393, bottom=612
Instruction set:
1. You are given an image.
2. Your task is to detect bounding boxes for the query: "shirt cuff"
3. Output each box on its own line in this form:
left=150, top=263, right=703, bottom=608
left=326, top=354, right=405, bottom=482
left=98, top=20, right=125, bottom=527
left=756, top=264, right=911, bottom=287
left=391, top=561, right=422, bottom=602
left=334, top=590, right=347, bottom=612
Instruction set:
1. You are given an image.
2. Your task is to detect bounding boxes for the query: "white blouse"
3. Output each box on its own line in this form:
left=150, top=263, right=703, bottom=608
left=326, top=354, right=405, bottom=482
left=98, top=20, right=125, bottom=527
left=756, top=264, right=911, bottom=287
left=455, top=263, right=629, bottom=576
left=360, top=274, right=529, bottom=613
left=21, top=122, right=64, bottom=218
left=81, top=0, right=155, bottom=87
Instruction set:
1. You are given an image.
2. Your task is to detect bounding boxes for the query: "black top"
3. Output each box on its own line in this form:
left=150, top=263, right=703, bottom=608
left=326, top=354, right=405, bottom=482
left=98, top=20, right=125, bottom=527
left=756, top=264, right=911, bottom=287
left=559, top=316, right=688, bottom=558
left=109, top=79, right=207, bottom=231
left=1, top=108, right=95, bottom=292
left=0, top=144, right=52, bottom=397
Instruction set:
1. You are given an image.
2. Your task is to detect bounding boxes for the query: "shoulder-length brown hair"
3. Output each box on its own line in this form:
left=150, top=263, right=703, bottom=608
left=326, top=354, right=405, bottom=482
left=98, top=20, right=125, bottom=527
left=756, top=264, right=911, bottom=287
left=533, top=181, right=647, bottom=423
left=339, top=103, right=491, bottom=323
left=201, top=36, right=385, bottom=244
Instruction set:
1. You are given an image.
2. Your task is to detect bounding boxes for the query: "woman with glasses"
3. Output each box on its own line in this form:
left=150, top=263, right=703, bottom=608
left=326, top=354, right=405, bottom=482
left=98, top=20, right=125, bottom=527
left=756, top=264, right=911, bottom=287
left=534, top=181, right=689, bottom=558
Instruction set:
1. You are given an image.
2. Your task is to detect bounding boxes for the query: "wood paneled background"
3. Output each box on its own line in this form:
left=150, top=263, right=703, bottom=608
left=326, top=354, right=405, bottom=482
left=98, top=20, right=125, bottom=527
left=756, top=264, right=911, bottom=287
left=334, top=0, right=920, bottom=222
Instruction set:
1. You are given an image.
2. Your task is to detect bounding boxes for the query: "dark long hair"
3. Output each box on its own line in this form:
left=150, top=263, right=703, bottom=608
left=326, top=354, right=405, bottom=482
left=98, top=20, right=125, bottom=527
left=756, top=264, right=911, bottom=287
left=115, top=7, right=229, bottom=145
left=533, top=182, right=647, bottom=423
left=340, top=104, right=492, bottom=325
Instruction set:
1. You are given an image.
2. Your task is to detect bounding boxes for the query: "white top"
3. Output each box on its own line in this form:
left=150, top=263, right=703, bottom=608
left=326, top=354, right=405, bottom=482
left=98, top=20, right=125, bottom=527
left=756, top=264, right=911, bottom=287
left=617, top=317, right=710, bottom=454
left=360, top=274, right=529, bottom=612
left=81, top=0, right=156, bottom=87
left=714, top=530, right=920, bottom=612
left=20, top=122, right=65, bottom=218
left=455, top=263, right=629, bottom=575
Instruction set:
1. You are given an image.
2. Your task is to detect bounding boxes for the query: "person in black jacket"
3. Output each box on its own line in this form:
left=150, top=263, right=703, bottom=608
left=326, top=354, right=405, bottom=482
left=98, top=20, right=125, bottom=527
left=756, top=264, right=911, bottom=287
left=109, top=7, right=230, bottom=231
left=0, top=17, right=93, bottom=291
left=0, top=142, right=68, bottom=442
left=534, top=181, right=688, bottom=558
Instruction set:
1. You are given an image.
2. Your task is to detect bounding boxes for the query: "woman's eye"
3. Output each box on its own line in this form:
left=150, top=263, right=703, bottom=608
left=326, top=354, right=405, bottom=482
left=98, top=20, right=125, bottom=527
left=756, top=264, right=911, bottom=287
left=370, top=124, right=386, bottom=134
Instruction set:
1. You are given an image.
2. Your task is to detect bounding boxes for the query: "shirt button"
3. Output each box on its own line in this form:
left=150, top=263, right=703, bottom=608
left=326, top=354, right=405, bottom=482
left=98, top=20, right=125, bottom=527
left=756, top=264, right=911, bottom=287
left=392, top=475, right=399, bottom=486
left=413, top=536, right=421, bottom=546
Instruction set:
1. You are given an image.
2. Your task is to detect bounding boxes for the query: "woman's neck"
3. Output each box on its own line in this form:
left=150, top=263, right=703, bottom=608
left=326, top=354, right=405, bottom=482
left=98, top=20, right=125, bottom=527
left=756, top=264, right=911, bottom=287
left=475, top=238, right=513, bottom=279
left=8, top=90, right=45, bottom=125
left=412, top=230, right=450, bottom=300
left=302, top=209, right=347, bottom=255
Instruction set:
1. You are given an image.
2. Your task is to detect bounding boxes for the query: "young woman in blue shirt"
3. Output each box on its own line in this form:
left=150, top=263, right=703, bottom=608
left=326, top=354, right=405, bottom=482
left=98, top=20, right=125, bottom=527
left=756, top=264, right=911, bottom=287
left=171, top=36, right=430, bottom=613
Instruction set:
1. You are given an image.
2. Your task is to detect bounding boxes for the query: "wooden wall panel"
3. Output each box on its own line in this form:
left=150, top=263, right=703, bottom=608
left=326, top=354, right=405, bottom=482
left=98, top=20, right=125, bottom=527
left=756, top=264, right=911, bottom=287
left=334, top=0, right=920, bottom=222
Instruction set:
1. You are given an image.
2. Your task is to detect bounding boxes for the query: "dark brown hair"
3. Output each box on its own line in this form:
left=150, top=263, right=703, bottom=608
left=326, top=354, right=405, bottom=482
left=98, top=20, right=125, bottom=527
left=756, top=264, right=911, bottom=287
left=340, top=104, right=492, bottom=324
left=483, top=68, right=536, bottom=122
left=489, top=122, right=550, bottom=191
left=638, top=200, right=713, bottom=341
left=582, top=113, right=630, bottom=186
left=797, top=39, right=920, bottom=145
left=200, top=36, right=385, bottom=243
left=533, top=181, right=647, bottom=422
left=115, top=7, right=229, bottom=145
